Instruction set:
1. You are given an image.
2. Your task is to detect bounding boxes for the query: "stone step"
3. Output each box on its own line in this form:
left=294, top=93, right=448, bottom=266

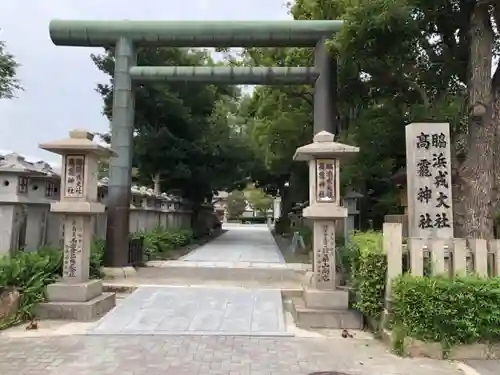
left=290, top=297, right=363, bottom=330
left=135, top=261, right=307, bottom=283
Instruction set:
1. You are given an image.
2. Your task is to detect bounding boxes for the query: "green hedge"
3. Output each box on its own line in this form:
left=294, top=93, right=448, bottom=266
left=238, top=216, right=267, bottom=224
left=346, top=230, right=500, bottom=351
left=134, top=227, right=194, bottom=260
left=391, top=274, right=500, bottom=347
left=348, top=231, right=387, bottom=323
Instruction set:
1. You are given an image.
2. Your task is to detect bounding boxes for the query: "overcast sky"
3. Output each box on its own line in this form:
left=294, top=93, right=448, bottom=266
left=0, top=0, right=290, bottom=164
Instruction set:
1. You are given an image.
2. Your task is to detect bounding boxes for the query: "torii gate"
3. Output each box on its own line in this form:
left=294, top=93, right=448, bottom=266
left=48, top=19, right=343, bottom=269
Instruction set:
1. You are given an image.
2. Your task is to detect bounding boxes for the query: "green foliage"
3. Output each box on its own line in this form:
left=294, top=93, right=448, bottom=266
left=295, top=224, right=312, bottom=249
left=226, top=190, right=247, bottom=218
left=238, top=216, right=267, bottom=224
left=92, top=48, right=253, bottom=206
left=391, top=275, right=500, bottom=347
left=244, top=184, right=273, bottom=214
left=0, top=39, right=22, bottom=99
left=133, top=227, right=194, bottom=260
left=0, top=239, right=104, bottom=329
left=89, top=238, right=105, bottom=278
left=348, top=231, right=387, bottom=321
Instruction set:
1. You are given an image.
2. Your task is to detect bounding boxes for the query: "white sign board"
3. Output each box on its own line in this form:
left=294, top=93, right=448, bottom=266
left=406, top=123, right=453, bottom=239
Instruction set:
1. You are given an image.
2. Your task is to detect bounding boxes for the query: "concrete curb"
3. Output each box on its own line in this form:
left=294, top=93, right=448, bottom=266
left=457, top=362, right=482, bottom=375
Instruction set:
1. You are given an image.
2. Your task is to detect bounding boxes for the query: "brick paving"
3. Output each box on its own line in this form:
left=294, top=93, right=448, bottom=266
left=0, top=334, right=464, bottom=375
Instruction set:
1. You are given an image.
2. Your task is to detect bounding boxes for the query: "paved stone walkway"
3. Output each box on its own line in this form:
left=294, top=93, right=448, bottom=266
left=182, top=223, right=284, bottom=263
left=0, top=334, right=464, bottom=375
left=89, top=286, right=290, bottom=336
left=465, top=360, right=500, bottom=375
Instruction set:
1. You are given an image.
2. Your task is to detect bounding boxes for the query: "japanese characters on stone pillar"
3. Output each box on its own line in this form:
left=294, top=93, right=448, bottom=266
left=36, top=130, right=117, bottom=320
left=406, top=123, right=453, bottom=239
left=294, top=131, right=359, bottom=290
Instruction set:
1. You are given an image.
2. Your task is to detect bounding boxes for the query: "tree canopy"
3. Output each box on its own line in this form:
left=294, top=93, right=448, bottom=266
left=226, top=190, right=247, bottom=218
left=237, top=0, right=499, bottom=237
left=0, top=39, right=21, bottom=99
left=244, top=184, right=273, bottom=215
left=92, top=0, right=500, bottom=238
left=92, top=47, right=254, bottom=207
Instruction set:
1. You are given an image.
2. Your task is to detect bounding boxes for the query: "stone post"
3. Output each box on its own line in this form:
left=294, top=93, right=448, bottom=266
left=294, top=131, right=359, bottom=308
left=35, top=129, right=116, bottom=321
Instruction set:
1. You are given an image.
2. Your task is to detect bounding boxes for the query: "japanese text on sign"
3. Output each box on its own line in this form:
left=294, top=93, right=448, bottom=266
left=415, top=132, right=452, bottom=230
left=64, top=155, right=85, bottom=198
left=63, top=217, right=83, bottom=279
left=316, top=222, right=335, bottom=284
left=316, top=159, right=336, bottom=202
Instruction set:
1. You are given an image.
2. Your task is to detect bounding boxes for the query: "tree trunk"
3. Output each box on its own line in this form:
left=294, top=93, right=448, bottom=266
left=455, top=3, right=495, bottom=239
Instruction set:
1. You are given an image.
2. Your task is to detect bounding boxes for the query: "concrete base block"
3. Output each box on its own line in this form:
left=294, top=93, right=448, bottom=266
left=303, top=287, right=349, bottom=310
left=101, top=266, right=137, bottom=280
left=35, top=292, right=116, bottom=321
left=46, top=280, right=103, bottom=302
left=291, top=297, right=363, bottom=330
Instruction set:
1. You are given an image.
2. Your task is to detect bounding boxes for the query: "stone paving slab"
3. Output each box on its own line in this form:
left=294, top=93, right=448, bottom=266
left=181, top=223, right=284, bottom=263
left=89, top=286, right=291, bottom=336
left=0, top=334, right=465, bottom=375
left=465, top=360, right=500, bottom=375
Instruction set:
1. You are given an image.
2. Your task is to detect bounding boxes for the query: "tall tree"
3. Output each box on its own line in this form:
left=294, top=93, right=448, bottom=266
left=226, top=190, right=247, bottom=218
left=92, top=47, right=252, bottom=214
left=244, top=184, right=273, bottom=214
left=0, top=39, right=21, bottom=99
left=287, top=0, right=500, bottom=236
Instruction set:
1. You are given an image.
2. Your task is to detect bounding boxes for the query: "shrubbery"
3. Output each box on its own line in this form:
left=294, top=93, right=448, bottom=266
left=238, top=216, right=267, bottom=224
left=134, top=227, right=194, bottom=260
left=391, top=274, right=500, bottom=347
left=348, top=231, right=387, bottom=323
left=346, top=230, right=500, bottom=352
left=0, top=240, right=103, bottom=329
left=0, top=227, right=195, bottom=329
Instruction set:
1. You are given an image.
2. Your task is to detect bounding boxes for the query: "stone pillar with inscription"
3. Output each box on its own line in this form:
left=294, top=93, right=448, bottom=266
left=35, top=129, right=116, bottom=321
left=406, top=123, right=453, bottom=240
left=293, top=131, right=359, bottom=313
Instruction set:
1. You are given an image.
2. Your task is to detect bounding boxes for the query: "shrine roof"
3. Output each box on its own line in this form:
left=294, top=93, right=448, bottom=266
left=39, top=129, right=116, bottom=158
left=0, top=153, right=47, bottom=175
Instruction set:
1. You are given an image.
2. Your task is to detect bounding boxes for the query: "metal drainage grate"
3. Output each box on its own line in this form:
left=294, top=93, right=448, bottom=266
left=309, top=373, right=352, bottom=375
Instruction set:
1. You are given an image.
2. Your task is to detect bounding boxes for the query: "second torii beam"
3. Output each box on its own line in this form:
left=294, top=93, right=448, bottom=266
left=129, top=67, right=319, bottom=85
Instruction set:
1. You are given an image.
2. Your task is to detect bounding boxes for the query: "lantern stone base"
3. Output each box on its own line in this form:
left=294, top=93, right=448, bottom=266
left=290, top=296, right=363, bottom=329
left=290, top=287, right=363, bottom=330
left=303, top=287, right=349, bottom=310
left=35, top=280, right=116, bottom=321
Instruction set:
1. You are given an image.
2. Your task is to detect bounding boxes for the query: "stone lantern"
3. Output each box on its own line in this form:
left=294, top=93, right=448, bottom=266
left=293, top=131, right=359, bottom=307
left=35, top=129, right=116, bottom=320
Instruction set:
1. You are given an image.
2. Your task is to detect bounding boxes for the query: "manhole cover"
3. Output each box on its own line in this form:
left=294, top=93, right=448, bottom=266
left=309, top=373, right=351, bottom=375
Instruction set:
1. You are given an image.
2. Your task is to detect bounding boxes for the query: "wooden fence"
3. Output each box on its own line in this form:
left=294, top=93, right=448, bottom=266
left=383, top=222, right=500, bottom=296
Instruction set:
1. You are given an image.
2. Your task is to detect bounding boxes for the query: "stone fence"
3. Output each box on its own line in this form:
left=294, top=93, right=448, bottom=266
left=383, top=222, right=500, bottom=297
left=0, top=152, right=214, bottom=257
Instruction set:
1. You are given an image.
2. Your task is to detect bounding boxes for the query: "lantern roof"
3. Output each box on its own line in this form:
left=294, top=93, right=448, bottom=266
left=39, top=129, right=117, bottom=158
left=293, top=131, right=359, bottom=161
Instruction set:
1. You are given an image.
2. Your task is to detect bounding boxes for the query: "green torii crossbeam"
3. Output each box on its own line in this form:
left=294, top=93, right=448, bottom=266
left=129, top=67, right=320, bottom=84
left=48, top=19, right=343, bottom=268
left=49, top=20, right=343, bottom=47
